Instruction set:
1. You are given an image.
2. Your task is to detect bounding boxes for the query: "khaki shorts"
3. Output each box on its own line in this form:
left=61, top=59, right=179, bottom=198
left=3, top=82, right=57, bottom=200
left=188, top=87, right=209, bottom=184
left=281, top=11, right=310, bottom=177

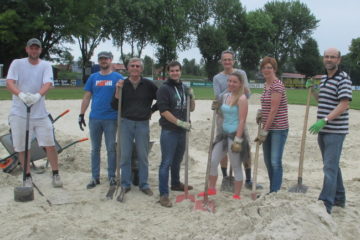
left=9, top=115, right=55, bottom=152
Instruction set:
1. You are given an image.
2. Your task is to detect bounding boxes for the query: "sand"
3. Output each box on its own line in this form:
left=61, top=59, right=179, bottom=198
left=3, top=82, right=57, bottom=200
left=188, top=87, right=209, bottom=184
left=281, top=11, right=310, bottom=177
left=0, top=96, right=359, bottom=240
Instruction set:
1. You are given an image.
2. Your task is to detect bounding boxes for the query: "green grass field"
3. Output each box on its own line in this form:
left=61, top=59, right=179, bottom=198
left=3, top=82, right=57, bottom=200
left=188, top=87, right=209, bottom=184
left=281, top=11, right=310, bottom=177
left=1, top=87, right=359, bottom=109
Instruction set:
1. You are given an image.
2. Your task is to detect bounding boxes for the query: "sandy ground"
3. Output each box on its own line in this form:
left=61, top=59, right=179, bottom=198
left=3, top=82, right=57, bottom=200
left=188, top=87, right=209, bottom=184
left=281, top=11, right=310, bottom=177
left=0, top=96, right=360, bottom=240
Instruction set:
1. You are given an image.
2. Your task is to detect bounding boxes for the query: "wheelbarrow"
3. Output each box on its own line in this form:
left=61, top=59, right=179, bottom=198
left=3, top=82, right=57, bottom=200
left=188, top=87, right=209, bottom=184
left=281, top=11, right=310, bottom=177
left=0, top=109, right=88, bottom=173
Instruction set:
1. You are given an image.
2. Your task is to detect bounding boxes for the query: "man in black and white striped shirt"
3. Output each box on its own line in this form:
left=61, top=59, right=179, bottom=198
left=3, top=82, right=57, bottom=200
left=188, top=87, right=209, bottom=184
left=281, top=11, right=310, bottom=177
left=307, top=48, right=352, bottom=214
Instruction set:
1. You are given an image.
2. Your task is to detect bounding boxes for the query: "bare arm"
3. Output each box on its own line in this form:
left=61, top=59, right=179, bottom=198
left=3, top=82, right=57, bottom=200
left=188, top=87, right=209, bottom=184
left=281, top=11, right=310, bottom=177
left=190, top=98, right=195, bottom=112
left=80, top=91, right=92, bottom=114
left=263, top=92, right=281, bottom=131
left=326, top=99, right=350, bottom=121
left=236, top=95, right=248, bottom=138
left=161, top=111, right=178, bottom=125
left=38, top=82, right=52, bottom=96
left=7, top=79, right=52, bottom=97
left=6, top=79, right=20, bottom=96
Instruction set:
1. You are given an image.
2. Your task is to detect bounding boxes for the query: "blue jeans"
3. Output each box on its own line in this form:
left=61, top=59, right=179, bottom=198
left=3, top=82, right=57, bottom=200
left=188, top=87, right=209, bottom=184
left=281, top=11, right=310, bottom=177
left=159, top=129, right=186, bottom=196
left=262, top=129, right=288, bottom=193
left=120, top=118, right=150, bottom=189
left=318, top=133, right=346, bottom=213
left=89, top=119, right=117, bottom=180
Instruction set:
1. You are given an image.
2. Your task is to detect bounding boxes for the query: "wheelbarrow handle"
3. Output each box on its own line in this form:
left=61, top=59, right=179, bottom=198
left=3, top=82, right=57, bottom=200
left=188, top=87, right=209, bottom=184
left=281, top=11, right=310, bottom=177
left=58, top=138, right=89, bottom=153
left=52, top=109, right=70, bottom=123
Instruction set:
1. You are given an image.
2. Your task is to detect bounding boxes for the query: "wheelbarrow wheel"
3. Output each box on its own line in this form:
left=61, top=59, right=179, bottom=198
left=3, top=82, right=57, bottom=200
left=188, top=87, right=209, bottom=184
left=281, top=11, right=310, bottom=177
left=2, top=156, right=19, bottom=173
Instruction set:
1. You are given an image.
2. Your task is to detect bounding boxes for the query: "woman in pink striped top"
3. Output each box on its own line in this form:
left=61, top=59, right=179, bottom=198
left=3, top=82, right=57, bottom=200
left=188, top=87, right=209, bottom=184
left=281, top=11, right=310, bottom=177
left=255, top=56, right=289, bottom=193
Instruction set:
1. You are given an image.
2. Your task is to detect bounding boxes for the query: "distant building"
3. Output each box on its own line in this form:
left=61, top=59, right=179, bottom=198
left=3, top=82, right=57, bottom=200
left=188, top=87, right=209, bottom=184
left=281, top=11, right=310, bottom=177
left=281, top=73, right=323, bottom=88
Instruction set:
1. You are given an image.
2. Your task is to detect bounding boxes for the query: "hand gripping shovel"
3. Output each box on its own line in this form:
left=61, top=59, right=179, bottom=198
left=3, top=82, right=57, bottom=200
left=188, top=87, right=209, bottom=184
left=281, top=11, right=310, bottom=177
left=251, top=123, right=262, bottom=200
left=176, top=95, right=195, bottom=203
left=288, top=87, right=311, bottom=193
left=194, top=109, right=216, bottom=213
left=14, top=105, right=34, bottom=202
left=106, top=86, right=123, bottom=200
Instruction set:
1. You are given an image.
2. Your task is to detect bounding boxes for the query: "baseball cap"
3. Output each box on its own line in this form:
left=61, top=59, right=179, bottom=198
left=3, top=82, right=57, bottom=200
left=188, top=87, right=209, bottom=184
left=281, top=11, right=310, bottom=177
left=26, top=38, right=42, bottom=47
left=98, top=51, right=113, bottom=59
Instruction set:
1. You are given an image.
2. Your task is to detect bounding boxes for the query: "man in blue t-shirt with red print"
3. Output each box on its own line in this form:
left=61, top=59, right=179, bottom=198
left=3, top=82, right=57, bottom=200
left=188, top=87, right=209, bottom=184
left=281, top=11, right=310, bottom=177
left=78, top=51, right=124, bottom=189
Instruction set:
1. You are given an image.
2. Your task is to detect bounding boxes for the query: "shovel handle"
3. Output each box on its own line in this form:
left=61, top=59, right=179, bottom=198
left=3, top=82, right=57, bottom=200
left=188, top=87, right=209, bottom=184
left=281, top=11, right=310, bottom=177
left=297, top=87, right=312, bottom=180
left=251, top=123, right=262, bottom=199
left=203, top=109, right=217, bottom=203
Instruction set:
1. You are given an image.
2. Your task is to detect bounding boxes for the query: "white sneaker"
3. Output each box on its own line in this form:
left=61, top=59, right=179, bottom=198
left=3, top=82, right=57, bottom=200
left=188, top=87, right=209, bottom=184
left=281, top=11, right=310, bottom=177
left=24, top=177, right=33, bottom=188
left=52, top=174, right=63, bottom=188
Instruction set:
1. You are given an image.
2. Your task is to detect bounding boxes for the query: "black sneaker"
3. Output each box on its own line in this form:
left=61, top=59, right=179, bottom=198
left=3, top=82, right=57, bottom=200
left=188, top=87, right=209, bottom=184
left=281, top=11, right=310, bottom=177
left=245, top=181, right=263, bottom=190
left=86, top=179, right=100, bottom=189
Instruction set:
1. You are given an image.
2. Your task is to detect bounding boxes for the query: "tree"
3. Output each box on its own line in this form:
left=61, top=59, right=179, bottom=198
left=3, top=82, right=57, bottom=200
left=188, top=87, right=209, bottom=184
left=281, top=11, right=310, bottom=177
left=0, top=0, right=76, bottom=74
left=71, top=0, right=109, bottom=82
left=241, top=10, right=275, bottom=72
left=263, top=0, right=319, bottom=71
left=349, top=38, right=360, bottom=67
left=143, top=55, right=154, bottom=76
left=197, top=25, right=228, bottom=80
left=294, top=38, right=322, bottom=79
left=212, top=0, right=246, bottom=53
left=152, top=0, right=194, bottom=78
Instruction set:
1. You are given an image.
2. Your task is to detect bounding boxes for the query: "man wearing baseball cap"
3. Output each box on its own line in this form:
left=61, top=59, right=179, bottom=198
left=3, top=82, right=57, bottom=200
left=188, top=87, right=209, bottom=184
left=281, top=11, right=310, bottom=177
left=6, top=38, right=63, bottom=188
left=79, top=51, right=124, bottom=190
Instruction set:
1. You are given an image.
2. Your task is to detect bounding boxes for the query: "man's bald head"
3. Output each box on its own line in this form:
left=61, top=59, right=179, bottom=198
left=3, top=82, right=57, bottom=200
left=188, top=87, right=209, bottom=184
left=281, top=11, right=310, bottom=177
left=324, top=48, right=341, bottom=58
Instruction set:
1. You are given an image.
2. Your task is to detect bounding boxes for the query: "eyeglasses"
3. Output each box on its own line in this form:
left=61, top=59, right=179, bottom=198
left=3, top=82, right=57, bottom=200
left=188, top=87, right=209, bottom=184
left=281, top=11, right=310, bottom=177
left=130, top=64, right=141, bottom=68
left=324, top=55, right=338, bottom=59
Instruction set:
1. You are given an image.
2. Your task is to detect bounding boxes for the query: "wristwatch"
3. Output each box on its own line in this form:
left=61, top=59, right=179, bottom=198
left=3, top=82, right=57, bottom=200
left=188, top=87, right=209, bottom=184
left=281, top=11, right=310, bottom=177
left=324, top=117, right=328, bottom=123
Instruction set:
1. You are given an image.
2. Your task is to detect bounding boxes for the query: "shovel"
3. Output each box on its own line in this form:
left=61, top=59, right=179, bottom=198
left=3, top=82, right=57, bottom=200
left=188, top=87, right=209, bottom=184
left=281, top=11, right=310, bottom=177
left=288, top=87, right=311, bottom=193
left=176, top=95, right=195, bottom=203
left=251, top=123, right=262, bottom=200
left=106, top=85, right=123, bottom=200
left=14, top=105, right=34, bottom=202
left=220, top=166, right=234, bottom=193
left=194, top=109, right=216, bottom=213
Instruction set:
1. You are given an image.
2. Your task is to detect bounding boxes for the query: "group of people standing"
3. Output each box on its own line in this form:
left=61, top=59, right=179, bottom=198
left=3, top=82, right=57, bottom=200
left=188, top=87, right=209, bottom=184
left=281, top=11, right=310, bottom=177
left=6, top=38, right=352, bottom=214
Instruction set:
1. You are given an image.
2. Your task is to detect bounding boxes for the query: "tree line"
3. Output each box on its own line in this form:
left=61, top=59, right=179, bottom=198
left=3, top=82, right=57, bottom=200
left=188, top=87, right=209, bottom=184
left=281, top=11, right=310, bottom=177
left=1, top=0, right=359, bottom=84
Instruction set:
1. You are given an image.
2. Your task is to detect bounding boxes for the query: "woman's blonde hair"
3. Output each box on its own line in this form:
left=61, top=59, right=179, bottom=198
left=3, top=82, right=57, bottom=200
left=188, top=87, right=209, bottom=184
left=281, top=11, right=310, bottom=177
left=228, top=72, right=244, bottom=106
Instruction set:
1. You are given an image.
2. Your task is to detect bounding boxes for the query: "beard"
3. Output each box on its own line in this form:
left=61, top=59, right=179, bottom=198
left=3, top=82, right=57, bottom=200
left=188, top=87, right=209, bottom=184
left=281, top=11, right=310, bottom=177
left=100, top=63, right=110, bottom=70
left=325, top=63, right=337, bottom=71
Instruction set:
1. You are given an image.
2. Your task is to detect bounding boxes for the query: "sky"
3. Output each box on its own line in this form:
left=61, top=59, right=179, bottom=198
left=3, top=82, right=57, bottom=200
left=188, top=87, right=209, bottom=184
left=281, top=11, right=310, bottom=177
left=66, top=0, right=360, bottom=64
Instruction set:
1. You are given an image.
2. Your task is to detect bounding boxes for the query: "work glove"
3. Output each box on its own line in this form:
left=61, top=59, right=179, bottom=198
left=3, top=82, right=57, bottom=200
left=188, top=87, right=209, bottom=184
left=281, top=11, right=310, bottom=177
left=186, top=88, right=195, bottom=99
left=256, top=109, right=262, bottom=124
left=78, top=114, right=86, bottom=131
left=211, top=100, right=220, bottom=111
left=176, top=119, right=191, bottom=131
left=309, top=119, right=326, bottom=134
left=231, top=136, right=243, bottom=152
left=254, top=129, right=268, bottom=145
left=27, top=93, right=41, bottom=105
left=18, top=92, right=32, bottom=105
left=305, top=79, right=314, bottom=88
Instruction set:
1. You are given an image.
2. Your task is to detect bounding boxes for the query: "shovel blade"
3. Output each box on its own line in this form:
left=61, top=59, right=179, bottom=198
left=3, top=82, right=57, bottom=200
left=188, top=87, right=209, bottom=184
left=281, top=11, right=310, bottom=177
left=194, top=199, right=216, bottom=213
left=14, top=186, right=34, bottom=202
left=220, top=176, right=234, bottom=193
left=288, top=184, right=308, bottom=193
left=176, top=194, right=195, bottom=203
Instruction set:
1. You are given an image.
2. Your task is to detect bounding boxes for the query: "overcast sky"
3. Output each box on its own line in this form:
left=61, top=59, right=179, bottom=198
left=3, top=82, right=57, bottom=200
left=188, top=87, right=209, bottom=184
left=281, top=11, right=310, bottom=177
left=67, top=0, right=360, bottom=63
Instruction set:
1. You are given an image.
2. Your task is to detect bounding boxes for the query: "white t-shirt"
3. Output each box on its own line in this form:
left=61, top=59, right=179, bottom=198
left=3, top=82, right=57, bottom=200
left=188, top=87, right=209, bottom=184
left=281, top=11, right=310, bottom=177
left=7, top=58, right=54, bottom=118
